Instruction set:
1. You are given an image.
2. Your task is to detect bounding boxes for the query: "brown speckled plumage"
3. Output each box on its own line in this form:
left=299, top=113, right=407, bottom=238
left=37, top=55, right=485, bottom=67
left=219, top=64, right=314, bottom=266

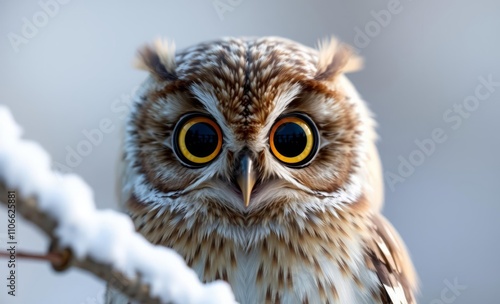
left=106, top=37, right=417, bottom=304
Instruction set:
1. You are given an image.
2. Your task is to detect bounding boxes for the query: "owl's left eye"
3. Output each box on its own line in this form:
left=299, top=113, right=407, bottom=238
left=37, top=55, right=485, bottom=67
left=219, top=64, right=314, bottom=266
left=269, top=113, right=319, bottom=168
left=173, top=114, right=223, bottom=167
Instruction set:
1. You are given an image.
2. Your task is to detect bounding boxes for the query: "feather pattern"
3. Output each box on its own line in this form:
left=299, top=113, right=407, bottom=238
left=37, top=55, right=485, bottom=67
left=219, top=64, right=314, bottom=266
left=108, top=36, right=418, bottom=304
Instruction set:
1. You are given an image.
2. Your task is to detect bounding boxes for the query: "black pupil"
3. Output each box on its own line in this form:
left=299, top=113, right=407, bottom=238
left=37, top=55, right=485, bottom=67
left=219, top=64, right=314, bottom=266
left=185, top=122, right=218, bottom=158
left=274, top=122, right=307, bottom=157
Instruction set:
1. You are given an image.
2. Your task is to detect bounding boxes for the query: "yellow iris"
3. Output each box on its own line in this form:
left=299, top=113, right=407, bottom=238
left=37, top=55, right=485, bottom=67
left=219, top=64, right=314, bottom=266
left=269, top=116, right=314, bottom=164
left=177, top=116, right=222, bottom=164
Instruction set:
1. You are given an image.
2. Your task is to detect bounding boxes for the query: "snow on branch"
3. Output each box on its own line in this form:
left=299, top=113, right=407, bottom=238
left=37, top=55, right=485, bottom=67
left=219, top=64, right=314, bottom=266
left=0, top=105, right=235, bottom=304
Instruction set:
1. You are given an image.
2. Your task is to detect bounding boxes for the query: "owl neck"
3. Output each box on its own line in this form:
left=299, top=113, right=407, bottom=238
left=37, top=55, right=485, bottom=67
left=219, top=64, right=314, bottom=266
left=127, top=192, right=373, bottom=250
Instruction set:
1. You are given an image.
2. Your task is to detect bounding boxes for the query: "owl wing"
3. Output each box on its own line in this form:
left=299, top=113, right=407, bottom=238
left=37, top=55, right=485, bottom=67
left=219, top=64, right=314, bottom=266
left=366, top=214, right=418, bottom=304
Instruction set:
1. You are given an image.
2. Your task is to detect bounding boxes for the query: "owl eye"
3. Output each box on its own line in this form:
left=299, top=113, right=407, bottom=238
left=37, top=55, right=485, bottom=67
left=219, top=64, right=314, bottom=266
left=173, top=114, right=223, bottom=167
left=269, top=114, right=319, bottom=167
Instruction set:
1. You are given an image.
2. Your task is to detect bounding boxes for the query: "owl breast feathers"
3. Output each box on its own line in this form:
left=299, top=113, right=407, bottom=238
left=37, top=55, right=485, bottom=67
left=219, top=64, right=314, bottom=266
left=106, top=37, right=418, bottom=304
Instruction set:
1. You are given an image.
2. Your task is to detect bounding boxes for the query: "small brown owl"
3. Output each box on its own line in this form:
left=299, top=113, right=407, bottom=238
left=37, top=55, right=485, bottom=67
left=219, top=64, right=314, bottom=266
left=106, top=37, right=417, bottom=304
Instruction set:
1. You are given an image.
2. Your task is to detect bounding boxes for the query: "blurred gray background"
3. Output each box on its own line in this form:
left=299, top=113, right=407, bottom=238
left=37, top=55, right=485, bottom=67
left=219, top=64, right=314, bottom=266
left=1, top=0, right=499, bottom=303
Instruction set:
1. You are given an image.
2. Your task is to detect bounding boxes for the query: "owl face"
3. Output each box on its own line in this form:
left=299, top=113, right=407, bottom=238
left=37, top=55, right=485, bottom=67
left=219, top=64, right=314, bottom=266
left=123, top=37, right=374, bottom=219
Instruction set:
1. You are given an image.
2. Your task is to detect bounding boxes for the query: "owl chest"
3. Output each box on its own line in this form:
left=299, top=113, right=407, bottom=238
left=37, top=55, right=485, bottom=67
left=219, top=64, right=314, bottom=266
left=173, top=234, right=380, bottom=304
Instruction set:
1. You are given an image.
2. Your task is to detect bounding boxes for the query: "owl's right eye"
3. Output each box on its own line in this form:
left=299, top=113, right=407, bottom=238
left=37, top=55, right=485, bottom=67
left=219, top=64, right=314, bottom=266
left=173, top=113, right=223, bottom=167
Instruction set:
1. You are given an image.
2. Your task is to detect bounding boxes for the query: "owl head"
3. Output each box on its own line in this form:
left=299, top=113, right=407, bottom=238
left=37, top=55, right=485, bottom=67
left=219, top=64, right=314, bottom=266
left=122, top=37, right=383, bottom=226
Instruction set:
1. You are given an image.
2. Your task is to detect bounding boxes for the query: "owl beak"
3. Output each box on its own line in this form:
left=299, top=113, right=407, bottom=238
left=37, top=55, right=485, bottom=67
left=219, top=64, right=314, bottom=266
left=235, top=153, right=257, bottom=208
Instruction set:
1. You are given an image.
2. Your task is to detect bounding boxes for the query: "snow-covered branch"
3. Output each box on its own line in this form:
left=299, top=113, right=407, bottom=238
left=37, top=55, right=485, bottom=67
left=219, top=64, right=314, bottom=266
left=0, top=105, right=235, bottom=304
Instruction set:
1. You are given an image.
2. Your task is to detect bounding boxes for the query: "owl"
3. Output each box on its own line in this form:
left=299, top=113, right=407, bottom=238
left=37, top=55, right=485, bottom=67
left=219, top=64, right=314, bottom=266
left=106, top=37, right=418, bottom=304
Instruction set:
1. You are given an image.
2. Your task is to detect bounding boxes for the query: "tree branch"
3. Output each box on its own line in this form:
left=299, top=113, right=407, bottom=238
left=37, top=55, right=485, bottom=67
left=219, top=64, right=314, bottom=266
left=0, top=181, right=161, bottom=303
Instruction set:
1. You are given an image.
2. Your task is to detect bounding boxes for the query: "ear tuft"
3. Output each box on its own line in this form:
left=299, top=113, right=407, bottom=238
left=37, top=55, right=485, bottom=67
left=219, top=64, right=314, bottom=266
left=315, top=37, right=363, bottom=81
left=134, top=39, right=177, bottom=81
